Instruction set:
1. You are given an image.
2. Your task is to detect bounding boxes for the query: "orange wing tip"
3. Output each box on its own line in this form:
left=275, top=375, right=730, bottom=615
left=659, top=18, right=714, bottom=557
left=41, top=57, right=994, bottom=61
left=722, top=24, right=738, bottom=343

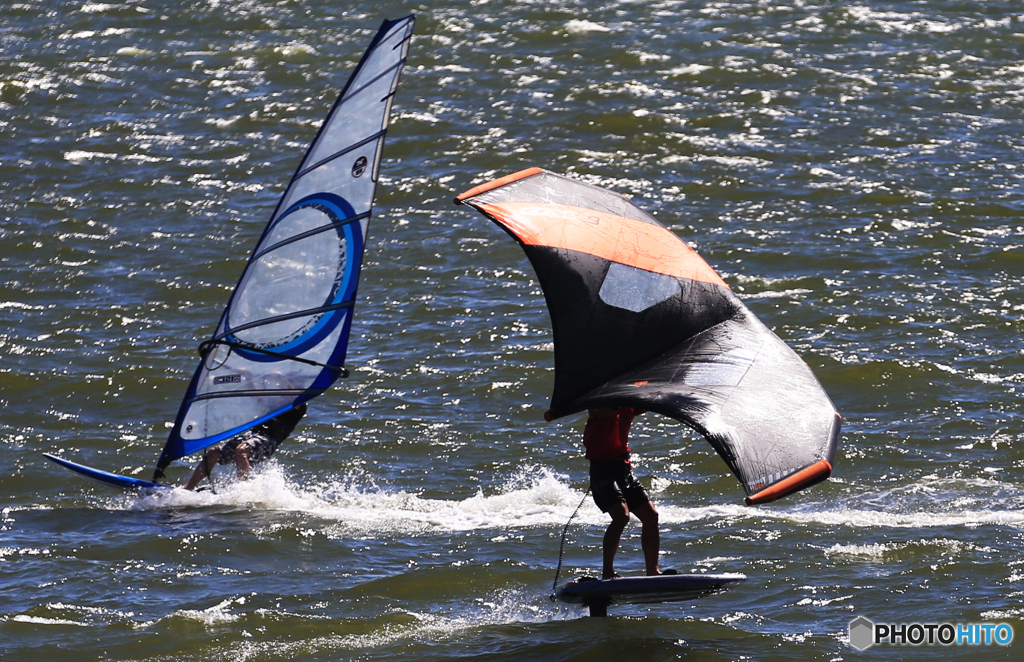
left=454, top=167, right=544, bottom=204
left=543, top=410, right=554, bottom=422
left=744, top=460, right=832, bottom=506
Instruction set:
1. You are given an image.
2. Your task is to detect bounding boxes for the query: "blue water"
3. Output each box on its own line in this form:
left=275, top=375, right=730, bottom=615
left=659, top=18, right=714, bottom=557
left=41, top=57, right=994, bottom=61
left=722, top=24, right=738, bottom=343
left=1, top=1, right=1022, bottom=660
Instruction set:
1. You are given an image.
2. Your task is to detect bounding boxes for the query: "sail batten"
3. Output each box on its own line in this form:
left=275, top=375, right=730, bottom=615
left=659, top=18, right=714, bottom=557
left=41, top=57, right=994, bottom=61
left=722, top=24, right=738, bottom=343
left=295, top=132, right=387, bottom=181
left=456, top=167, right=839, bottom=503
left=252, top=211, right=371, bottom=262
left=212, top=299, right=358, bottom=338
left=187, top=389, right=308, bottom=404
left=155, top=16, right=415, bottom=477
left=197, top=338, right=348, bottom=374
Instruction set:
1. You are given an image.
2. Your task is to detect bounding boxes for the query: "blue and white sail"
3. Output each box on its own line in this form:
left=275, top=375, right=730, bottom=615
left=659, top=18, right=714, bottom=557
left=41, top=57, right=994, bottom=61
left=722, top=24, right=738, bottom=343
left=155, top=16, right=415, bottom=478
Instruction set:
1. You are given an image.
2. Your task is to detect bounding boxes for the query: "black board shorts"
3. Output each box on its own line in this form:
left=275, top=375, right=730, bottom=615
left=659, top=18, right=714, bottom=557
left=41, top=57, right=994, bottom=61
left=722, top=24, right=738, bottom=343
left=589, top=454, right=651, bottom=513
left=214, top=429, right=280, bottom=466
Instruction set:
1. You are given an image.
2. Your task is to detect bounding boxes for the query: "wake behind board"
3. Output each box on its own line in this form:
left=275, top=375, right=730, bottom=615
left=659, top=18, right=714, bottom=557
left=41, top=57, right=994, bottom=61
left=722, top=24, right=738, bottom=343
left=43, top=453, right=176, bottom=493
left=555, top=573, right=746, bottom=617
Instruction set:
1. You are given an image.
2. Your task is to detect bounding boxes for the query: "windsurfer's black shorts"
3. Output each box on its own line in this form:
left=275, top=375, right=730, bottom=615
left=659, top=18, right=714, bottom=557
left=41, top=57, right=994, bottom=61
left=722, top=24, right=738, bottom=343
left=589, top=454, right=651, bottom=513
left=214, top=430, right=280, bottom=466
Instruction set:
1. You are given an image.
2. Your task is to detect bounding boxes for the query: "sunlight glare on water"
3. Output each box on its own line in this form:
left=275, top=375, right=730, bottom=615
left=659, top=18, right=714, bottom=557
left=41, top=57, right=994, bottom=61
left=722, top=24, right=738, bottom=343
left=1, top=1, right=1022, bottom=660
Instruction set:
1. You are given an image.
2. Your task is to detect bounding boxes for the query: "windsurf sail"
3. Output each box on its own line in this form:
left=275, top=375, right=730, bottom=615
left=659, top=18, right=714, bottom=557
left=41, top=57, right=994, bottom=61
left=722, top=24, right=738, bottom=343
left=455, top=168, right=840, bottom=505
left=153, top=16, right=415, bottom=479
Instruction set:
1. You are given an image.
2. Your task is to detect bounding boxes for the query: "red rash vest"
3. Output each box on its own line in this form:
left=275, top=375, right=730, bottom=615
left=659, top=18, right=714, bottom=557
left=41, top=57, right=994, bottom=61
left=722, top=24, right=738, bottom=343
left=582, top=407, right=644, bottom=462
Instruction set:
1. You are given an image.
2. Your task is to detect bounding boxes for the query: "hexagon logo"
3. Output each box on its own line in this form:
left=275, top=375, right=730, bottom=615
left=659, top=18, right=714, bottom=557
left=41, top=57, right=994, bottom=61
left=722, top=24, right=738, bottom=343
left=849, top=616, right=875, bottom=651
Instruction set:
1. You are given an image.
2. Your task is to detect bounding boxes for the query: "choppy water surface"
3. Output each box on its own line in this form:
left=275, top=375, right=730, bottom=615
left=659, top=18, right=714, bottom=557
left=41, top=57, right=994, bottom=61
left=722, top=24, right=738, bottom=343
left=1, top=1, right=1022, bottom=660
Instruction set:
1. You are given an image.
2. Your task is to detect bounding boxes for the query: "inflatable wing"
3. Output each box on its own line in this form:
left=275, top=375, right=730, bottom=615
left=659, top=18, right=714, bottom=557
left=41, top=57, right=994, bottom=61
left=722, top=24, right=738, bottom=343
left=455, top=168, right=839, bottom=504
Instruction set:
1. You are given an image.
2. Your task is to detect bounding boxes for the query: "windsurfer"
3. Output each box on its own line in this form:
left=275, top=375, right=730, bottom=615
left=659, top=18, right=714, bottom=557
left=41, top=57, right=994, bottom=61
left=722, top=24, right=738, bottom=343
left=584, top=407, right=670, bottom=579
left=184, top=403, right=307, bottom=490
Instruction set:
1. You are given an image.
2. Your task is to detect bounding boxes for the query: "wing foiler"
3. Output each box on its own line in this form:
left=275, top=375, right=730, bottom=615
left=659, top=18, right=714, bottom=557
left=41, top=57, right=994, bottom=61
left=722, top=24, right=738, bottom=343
left=152, top=16, right=415, bottom=480
left=455, top=168, right=840, bottom=505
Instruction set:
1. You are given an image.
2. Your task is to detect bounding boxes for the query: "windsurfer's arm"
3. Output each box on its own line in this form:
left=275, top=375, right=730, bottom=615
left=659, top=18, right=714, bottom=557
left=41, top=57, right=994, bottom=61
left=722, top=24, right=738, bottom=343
left=184, top=447, right=221, bottom=490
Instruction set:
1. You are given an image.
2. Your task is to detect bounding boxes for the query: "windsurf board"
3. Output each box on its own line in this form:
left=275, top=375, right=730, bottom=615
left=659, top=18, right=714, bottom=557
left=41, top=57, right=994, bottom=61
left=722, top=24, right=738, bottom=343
left=44, top=453, right=177, bottom=493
